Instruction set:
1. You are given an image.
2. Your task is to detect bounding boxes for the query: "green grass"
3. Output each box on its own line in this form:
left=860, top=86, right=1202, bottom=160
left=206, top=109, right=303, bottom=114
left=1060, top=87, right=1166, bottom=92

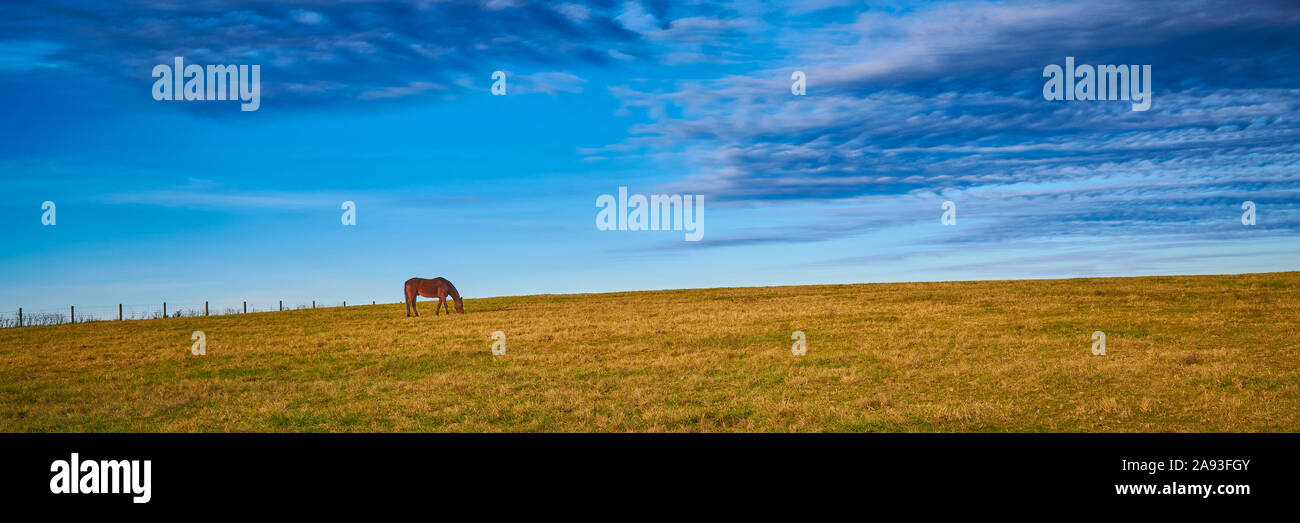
left=1, top=272, right=1298, bottom=432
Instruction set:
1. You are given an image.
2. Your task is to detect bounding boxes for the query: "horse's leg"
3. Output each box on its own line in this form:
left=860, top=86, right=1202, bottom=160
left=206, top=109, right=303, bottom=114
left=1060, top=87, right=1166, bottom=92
left=408, top=285, right=421, bottom=317
left=438, top=297, right=446, bottom=315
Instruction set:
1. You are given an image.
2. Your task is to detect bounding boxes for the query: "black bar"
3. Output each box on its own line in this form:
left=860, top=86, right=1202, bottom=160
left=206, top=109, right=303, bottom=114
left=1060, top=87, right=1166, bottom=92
left=0, top=434, right=1292, bottom=511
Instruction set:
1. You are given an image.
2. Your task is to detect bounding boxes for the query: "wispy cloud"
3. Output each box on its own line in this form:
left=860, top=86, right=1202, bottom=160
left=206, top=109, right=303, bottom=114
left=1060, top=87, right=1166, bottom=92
left=98, top=189, right=339, bottom=211
left=580, top=0, right=1300, bottom=256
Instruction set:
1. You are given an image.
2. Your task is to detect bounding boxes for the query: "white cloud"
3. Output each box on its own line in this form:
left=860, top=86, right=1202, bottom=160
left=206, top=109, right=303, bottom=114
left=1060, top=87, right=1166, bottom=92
left=616, top=1, right=658, bottom=34
left=290, top=9, right=326, bottom=25
left=358, top=81, right=446, bottom=100
left=555, top=3, right=591, bottom=23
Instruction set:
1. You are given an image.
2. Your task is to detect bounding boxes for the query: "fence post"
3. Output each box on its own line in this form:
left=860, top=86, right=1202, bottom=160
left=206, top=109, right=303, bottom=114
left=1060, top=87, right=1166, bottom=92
left=312, top=300, right=315, bottom=309
left=243, top=301, right=247, bottom=314
left=279, top=300, right=283, bottom=312
left=372, top=301, right=375, bottom=305
left=343, top=301, right=346, bottom=308
left=70, top=305, right=75, bottom=324
left=205, top=301, right=209, bottom=316
left=17, top=308, right=21, bottom=327
left=163, top=302, right=167, bottom=318
left=119, top=304, right=123, bottom=321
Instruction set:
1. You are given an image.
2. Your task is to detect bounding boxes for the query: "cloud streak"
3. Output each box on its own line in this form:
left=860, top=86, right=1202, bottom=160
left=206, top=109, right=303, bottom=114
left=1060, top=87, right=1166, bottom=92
left=580, top=0, right=1300, bottom=258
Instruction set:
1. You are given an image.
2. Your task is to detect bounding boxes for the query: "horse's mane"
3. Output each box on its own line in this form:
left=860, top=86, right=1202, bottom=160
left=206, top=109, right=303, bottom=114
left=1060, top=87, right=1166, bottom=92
left=444, top=280, right=463, bottom=304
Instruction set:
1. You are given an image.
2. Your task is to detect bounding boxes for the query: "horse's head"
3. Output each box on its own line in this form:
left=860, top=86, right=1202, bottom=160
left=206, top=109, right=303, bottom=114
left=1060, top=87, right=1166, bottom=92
left=442, top=279, right=466, bottom=314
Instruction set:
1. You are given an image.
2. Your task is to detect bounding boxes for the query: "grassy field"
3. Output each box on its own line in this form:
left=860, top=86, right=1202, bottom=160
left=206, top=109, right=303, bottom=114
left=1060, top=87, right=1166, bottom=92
left=1, top=272, right=1298, bottom=432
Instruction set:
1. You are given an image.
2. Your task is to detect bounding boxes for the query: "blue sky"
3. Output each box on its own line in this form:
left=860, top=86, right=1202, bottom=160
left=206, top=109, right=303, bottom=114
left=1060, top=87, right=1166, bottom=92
left=2, top=0, right=1298, bottom=316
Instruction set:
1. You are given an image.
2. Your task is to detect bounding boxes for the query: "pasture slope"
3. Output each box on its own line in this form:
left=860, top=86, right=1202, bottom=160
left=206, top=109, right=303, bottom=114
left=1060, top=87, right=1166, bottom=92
left=1, top=272, right=1297, bottom=432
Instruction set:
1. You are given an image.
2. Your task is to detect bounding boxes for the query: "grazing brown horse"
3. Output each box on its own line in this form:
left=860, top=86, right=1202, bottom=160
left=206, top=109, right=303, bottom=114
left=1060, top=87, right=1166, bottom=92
left=404, top=277, right=464, bottom=316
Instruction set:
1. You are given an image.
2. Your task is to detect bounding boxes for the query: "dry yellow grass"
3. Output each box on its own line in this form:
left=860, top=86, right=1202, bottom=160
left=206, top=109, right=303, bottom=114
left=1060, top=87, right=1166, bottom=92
left=1, top=272, right=1298, bottom=432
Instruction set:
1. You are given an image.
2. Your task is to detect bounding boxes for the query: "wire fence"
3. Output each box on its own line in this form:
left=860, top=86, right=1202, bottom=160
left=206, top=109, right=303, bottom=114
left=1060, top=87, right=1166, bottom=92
left=0, top=299, right=387, bottom=329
